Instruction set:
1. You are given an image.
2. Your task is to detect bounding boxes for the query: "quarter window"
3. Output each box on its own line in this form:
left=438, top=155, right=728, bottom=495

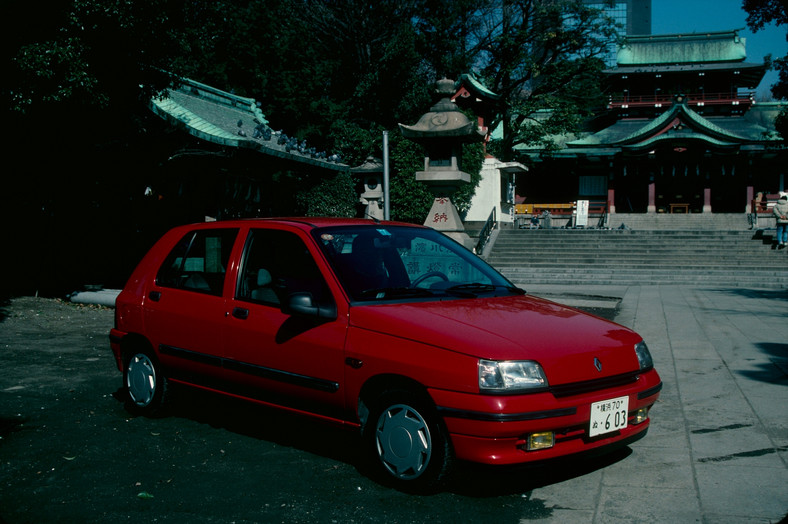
left=156, top=229, right=238, bottom=296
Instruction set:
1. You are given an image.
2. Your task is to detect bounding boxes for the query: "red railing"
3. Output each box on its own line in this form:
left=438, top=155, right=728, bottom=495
left=751, top=194, right=785, bottom=215
left=608, top=92, right=754, bottom=110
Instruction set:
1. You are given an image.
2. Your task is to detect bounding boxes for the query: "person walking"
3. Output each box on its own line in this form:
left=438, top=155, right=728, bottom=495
left=774, top=194, right=788, bottom=249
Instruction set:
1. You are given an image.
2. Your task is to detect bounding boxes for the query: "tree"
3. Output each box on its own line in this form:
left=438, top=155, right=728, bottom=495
left=467, top=0, right=619, bottom=158
left=2, top=0, right=618, bottom=295
left=743, top=0, right=788, bottom=138
left=4, top=1, right=227, bottom=121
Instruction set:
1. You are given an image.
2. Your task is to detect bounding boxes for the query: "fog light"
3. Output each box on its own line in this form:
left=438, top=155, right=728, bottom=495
left=633, top=407, right=649, bottom=425
left=526, top=431, right=555, bottom=450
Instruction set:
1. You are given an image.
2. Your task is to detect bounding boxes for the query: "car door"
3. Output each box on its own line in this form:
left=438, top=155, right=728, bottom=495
left=143, top=227, right=239, bottom=386
left=223, top=226, right=349, bottom=421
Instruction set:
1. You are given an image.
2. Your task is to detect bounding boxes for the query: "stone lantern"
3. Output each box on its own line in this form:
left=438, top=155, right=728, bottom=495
left=350, top=156, right=384, bottom=220
left=399, top=78, right=485, bottom=248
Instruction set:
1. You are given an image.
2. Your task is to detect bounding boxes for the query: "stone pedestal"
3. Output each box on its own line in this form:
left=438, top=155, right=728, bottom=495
left=423, top=197, right=473, bottom=249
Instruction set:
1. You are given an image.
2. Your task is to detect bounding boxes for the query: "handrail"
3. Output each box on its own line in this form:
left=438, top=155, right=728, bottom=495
left=596, top=208, right=608, bottom=229
left=475, top=207, right=497, bottom=255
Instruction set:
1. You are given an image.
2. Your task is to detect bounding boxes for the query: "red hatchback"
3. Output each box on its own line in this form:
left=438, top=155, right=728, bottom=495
left=110, top=218, right=661, bottom=490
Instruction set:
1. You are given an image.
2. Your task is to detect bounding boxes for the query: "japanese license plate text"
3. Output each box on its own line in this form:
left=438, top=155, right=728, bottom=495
left=589, top=396, right=629, bottom=437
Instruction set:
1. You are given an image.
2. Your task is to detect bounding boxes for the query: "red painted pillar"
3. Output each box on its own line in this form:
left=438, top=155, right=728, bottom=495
left=703, top=187, right=712, bottom=213
left=648, top=181, right=656, bottom=214
left=608, top=188, right=616, bottom=214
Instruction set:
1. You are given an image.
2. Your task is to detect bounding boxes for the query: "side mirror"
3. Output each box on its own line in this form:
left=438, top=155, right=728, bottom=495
left=285, top=292, right=337, bottom=320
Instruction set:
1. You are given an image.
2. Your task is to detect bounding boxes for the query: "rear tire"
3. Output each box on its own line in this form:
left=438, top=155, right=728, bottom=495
left=123, top=348, right=168, bottom=416
left=363, top=389, right=452, bottom=492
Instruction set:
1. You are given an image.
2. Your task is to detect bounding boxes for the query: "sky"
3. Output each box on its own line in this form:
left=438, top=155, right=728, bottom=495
left=650, top=0, right=787, bottom=99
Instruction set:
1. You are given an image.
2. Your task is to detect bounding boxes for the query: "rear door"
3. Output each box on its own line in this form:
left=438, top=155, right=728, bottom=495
left=143, top=227, right=239, bottom=386
left=223, top=226, right=350, bottom=421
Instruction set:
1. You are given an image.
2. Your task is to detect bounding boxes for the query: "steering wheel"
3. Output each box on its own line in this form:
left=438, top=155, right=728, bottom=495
left=412, top=271, right=449, bottom=287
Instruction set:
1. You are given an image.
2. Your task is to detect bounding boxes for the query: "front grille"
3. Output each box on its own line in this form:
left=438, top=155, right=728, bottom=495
left=549, top=371, right=640, bottom=398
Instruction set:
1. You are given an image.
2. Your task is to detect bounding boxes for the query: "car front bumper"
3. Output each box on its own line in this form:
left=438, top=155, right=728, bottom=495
left=431, top=369, right=662, bottom=465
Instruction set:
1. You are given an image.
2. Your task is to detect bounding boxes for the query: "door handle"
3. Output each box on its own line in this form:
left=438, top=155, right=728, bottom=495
left=149, top=291, right=161, bottom=302
left=232, top=307, right=249, bottom=320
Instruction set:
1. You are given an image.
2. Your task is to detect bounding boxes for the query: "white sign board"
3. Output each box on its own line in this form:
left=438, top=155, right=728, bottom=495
left=575, top=200, right=589, bottom=228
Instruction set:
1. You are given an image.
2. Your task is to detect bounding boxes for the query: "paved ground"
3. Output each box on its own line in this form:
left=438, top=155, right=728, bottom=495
left=528, top=284, right=788, bottom=524
left=1, top=286, right=787, bottom=523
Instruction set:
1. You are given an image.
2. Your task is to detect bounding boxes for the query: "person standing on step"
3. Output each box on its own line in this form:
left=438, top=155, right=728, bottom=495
left=774, top=194, right=788, bottom=249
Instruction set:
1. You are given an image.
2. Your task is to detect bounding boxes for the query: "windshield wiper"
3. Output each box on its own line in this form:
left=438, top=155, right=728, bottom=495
left=445, top=283, right=494, bottom=297
left=358, top=287, right=436, bottom=299
left=445, top=283, right=526, bottom=297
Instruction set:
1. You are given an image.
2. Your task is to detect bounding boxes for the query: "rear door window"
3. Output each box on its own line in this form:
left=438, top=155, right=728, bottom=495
left=156, top=228, right=239, bottom=296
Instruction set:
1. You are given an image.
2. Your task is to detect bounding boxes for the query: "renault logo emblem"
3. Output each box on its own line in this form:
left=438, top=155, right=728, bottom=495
left=594, top=357, right=602, bottom=372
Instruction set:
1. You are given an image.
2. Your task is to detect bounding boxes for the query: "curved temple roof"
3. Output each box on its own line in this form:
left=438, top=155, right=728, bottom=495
left=150, top=78, right=347, bottom=171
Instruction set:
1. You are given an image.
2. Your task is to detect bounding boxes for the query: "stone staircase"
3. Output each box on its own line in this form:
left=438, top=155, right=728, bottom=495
left=485, top=228, right=788, bottom=289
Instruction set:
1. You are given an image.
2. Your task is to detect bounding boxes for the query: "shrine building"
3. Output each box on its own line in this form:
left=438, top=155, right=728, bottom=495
left=512, top=29, right=786, bottom=227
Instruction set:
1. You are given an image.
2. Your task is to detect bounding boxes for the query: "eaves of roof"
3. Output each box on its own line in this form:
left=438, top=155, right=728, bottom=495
left=457, top=73, right=501, bottom=101
left=567, top=98, right=756, bottom=150
left=150, top=79, right=348, bottom=171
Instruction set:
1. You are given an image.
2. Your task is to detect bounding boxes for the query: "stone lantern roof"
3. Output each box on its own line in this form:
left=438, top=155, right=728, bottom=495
left=350, top=156, right=383, bottom=174
left=399, top=78, right=486, bottom=142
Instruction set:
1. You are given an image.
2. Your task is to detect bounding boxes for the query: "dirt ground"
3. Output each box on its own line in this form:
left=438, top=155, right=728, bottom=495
left=0, top=296, right=624, bottom=524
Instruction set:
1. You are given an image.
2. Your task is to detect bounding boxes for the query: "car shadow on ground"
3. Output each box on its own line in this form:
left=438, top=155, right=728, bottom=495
left=447, top=446, right=632, bottom=497
left=116, top=383, right=635, bottom=497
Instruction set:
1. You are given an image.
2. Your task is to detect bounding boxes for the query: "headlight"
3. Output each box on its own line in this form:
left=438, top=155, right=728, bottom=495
left=635, top=341, right=653, bottom=370
left=479, top=359, right=548, bottom=393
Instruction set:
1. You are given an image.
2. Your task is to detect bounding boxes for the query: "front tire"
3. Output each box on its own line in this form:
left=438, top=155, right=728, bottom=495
left=123, top=348, right=167, bottom=416
left=364, top=389, right=452, bottom=492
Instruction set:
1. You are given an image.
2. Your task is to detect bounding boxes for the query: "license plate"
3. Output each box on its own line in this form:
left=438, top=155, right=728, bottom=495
left=589, top=396, right=629, bottom=437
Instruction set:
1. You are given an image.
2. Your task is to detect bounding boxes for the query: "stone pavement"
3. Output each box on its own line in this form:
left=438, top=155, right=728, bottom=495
left=524, top=284, right=788, bottom=524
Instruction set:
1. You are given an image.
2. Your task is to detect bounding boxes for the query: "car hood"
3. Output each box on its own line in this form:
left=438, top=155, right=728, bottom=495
left=348, top=295, right=643, bottom=384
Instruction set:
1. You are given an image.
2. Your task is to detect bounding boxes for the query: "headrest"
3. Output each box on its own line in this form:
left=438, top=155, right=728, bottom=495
left=257, top=268, right=272, bottom=286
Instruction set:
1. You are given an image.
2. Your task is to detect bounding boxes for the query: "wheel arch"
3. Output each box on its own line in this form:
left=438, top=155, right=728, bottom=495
left=357, top=374, right=434, bottom=431
left=119, top=333, right=156, bottom=363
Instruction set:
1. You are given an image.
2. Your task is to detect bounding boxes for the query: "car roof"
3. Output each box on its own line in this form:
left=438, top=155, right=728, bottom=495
left=177, top=217, right=426, bottom=231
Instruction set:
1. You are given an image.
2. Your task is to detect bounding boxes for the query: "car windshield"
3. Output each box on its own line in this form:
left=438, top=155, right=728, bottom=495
left=312, top=225, right=522, bottom=302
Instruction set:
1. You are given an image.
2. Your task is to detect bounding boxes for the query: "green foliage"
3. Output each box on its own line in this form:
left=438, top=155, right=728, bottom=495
left=388, top=134, right=433, bottom=223
left=743, top=0, right=787, bottom=30
left=3, top=0, right=618, bottom=224
left=743, top=0, right=787, bottom=139
left=470, top=0, right=618, bottom=157
left=454, top=142, right=487, bottom=216
left=297, top=171, right=358, bottom=217
left=4, top=0, right=219, bottom=117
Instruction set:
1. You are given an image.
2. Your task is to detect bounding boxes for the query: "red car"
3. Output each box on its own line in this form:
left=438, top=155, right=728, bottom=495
left=110, top=218, right=661, bottom=490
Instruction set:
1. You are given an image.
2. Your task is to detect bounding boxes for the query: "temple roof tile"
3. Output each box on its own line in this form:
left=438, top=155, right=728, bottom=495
left=617, top=29, right=748, bottom=66
left=150, top=78, right=347, bottom=171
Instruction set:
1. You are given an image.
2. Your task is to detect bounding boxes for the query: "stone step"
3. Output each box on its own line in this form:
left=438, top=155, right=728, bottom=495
left=500, top=269, right=788, bottom=287
left=491, top=260, right=787, bottom=270
left=485, top=227, right=788, bottom=289
left=500, top=266, right=788, bottom=277
left=505, top=275, right=788, bottom=288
